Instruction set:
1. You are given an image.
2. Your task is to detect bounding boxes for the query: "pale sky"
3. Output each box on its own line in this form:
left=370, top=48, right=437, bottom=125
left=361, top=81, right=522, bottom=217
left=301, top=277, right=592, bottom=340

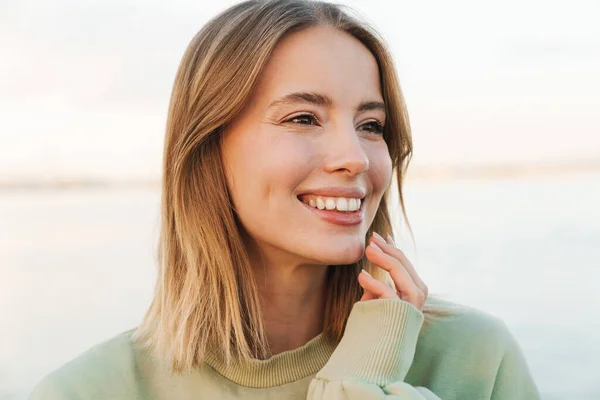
left=1, top=0, right=598, bottom=182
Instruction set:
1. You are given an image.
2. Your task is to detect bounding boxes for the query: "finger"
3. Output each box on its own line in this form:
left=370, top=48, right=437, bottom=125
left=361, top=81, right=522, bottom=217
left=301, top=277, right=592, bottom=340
left=365, top=241, right=421, bottom=300
left=371, top=234, right=428, bottom=296
left=358, top=269, right=397, bottom=300
left=360, top=287, right=378, bottom=302
left=384, top=234, right=427, bottom=294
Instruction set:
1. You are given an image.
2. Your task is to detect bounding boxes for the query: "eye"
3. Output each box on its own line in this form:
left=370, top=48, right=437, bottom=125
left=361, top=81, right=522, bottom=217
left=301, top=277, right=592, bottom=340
left=284, top=114, right=384, bottom=135
left=284, top=113, right=319, bottom=126
left=360, top=120, right=385, bottom=135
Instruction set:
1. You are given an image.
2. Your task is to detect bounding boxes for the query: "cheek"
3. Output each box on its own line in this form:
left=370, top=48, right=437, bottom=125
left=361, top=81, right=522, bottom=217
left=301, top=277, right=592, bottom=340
left=226, top=134, right=315, bottom=249
left=254, top=136, right=313, bottom=197
left=224, top=132, right=312, bottom=215
left=369, top=145, right=393, bottom=193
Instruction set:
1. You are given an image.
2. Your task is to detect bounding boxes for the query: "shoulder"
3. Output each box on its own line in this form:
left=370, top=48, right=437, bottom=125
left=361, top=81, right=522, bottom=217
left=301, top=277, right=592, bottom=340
left=421, top=295, right=517, bottom=349
left=28, top=328, right=143, bottom=399
left=416, top=295, right=527, bottom=372
left=411, top=296, right=540, bottom=398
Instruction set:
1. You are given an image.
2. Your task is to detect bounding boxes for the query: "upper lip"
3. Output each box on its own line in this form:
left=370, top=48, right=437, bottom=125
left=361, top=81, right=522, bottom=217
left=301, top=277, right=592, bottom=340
left=296, top=186, right=367, bottom=199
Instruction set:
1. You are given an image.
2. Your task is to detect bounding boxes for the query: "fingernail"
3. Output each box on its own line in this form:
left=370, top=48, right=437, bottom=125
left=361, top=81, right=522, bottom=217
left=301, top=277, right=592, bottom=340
left=369, top=241, right=382, bottom=251
left=360, top=268, right=372, bottom=278
left=372, top=232, right=385, bottom=243
left=386, top=234, right=396, bottom=246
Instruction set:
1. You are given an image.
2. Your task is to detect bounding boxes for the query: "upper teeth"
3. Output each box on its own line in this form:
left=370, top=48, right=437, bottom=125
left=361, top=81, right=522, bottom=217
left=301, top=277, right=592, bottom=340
left=301, top=196, right=362, bottom=212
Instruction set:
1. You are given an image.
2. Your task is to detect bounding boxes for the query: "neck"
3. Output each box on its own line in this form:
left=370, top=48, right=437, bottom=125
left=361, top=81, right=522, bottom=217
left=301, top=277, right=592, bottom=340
left=247, top=238, right=329, bottom=356
left=258, top=264, right=328, bottom=356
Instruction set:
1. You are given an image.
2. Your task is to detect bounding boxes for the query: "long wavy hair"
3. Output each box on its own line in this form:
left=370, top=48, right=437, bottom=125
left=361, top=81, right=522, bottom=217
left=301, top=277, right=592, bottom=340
left=133, top=0, right=457, bottom=373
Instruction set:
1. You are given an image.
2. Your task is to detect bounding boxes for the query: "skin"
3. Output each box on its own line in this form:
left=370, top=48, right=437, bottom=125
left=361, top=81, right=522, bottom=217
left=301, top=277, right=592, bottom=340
left=220, top=26, right=428, bottom=356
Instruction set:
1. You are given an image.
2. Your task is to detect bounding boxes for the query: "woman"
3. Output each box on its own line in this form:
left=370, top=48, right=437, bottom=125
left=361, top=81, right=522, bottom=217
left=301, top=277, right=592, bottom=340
left=29, top=1, right=541, bottom=399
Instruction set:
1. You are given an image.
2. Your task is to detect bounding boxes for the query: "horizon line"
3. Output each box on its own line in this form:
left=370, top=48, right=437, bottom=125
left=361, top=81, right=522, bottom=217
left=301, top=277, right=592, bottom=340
left=1, top=159, right=599, bottom=190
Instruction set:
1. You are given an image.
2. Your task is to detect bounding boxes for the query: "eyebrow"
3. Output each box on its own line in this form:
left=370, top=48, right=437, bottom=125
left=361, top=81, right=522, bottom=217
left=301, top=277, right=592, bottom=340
left=267, top=91, right=386, bottom=113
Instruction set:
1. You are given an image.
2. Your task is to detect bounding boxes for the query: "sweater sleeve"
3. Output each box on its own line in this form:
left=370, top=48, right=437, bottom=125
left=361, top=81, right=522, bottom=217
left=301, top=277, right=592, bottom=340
left=307, top=298, right=441, bottom=399
left=490, top=321, right=541, bottom=399
left=28, top=372, right=70, bottom=400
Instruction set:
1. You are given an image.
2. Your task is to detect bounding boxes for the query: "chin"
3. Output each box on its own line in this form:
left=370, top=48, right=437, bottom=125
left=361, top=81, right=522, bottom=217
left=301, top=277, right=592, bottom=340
left=310, top=244, right=365, bottom=265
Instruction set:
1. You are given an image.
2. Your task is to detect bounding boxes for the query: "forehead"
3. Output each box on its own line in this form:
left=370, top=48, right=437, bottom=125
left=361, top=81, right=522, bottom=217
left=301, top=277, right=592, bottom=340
left=252, top=26, right=383, bottom=107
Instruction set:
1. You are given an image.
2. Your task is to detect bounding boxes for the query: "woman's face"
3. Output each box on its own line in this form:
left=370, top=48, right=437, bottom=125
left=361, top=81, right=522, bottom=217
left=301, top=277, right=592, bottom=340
left=221, top=26, right=392, bottom=267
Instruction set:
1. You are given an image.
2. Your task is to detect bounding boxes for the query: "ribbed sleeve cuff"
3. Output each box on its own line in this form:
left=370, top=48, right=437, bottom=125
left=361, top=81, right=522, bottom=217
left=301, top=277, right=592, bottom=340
left=315, top=298, right=424, bottom=386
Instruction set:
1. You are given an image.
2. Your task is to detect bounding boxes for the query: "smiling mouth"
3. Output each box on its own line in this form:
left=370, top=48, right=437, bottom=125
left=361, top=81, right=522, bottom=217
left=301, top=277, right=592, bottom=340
left=296, top=195, right=365, bottom=226
left=297, top=194, right=364, bottom=213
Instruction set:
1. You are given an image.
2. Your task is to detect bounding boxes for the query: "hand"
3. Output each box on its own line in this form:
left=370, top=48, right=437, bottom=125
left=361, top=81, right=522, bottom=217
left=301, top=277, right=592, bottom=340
left=358, top=232, right=428, bottom=312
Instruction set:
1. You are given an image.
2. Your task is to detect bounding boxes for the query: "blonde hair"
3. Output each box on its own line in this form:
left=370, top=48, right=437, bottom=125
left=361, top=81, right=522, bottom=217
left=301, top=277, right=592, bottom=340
left=133, top=0, right=458, bottom=373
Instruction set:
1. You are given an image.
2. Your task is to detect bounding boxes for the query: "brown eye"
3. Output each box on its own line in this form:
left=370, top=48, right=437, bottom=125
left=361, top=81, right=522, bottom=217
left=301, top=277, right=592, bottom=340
left=285, top=113, right=318, bottom=125
left=360, top=120, right=384, bottom=134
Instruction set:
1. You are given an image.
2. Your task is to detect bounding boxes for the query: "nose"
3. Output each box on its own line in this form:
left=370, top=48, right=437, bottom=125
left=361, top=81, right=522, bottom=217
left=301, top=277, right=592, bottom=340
left=323, top=124, right=370, bottom=177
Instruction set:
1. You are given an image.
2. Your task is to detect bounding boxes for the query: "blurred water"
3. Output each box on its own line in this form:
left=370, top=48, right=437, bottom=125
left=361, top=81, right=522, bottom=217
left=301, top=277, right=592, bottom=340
left=1, top=172, right=599, bottom=399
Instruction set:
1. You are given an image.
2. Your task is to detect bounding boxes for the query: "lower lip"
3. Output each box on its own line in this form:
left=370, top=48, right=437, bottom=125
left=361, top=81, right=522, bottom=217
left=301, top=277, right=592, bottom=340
left=298, top=199, right=364, bottom=226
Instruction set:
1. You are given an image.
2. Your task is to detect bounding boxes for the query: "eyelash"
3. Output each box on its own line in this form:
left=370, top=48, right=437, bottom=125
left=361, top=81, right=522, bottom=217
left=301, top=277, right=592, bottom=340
left=284, top=113, right=385, bottom=135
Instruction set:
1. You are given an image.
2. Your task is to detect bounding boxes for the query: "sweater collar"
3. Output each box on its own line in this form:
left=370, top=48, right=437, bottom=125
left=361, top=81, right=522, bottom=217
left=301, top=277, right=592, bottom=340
left=203, top=333, right=339, bottom=388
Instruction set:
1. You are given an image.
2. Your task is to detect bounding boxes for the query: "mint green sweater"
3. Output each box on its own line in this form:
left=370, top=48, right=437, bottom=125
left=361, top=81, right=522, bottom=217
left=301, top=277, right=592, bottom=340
left=28, top=298, right=541, bottom=399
